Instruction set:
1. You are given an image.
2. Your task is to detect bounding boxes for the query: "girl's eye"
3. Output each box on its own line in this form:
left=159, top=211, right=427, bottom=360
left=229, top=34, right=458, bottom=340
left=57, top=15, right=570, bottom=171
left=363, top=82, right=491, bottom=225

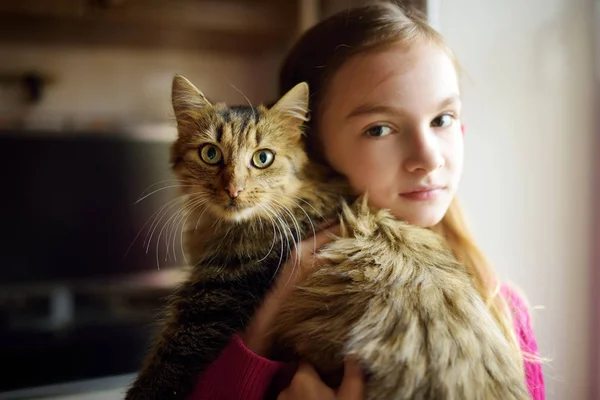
left=364, top=125, right=393, bottom=138
left=252, top=149, right=275, bottom=169
left=431, top=114, right=454, bottom=128
left=199, top=144, right=222, bottom=165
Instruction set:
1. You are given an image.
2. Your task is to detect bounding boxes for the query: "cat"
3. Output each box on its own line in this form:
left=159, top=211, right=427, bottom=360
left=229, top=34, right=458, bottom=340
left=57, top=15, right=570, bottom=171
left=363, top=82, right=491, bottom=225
left=125, top=74, right=530, bottom=400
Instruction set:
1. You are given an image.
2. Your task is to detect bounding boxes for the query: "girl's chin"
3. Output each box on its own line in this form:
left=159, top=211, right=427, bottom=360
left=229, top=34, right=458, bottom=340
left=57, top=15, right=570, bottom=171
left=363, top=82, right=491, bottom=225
left=387, top=205, right=448, bottom=228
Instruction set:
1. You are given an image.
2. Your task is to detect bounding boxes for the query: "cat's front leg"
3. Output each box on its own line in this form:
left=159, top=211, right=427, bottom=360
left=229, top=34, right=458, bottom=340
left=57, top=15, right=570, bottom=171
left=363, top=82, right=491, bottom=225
left=126, top=313, right=237, bottom=399
left=125, top=343, right=193, bottom=400
left=126, top=270, right=272, bottom=400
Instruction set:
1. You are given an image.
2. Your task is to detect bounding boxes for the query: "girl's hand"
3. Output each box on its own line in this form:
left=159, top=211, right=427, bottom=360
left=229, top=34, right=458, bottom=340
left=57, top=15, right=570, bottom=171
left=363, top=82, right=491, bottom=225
left=240, top=223, right=340, bottom=356
left=277, top=358, right=365, bottom=400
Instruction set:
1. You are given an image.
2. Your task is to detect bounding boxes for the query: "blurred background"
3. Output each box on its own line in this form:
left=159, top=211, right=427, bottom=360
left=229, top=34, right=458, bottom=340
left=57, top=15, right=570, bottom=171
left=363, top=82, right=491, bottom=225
left=0, top=0, right=596, bottom=399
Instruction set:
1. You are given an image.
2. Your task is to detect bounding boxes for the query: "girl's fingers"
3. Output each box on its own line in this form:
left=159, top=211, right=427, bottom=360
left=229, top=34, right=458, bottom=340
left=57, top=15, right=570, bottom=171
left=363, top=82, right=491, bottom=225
left=337, top=357, right=366, bottom=399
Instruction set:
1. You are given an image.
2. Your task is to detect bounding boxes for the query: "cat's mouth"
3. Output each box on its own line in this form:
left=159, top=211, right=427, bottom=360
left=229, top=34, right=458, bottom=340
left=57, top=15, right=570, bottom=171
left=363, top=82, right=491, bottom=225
left=209, top=198, right=257, bottom=222
left=224, top=199, right=242, bottom=210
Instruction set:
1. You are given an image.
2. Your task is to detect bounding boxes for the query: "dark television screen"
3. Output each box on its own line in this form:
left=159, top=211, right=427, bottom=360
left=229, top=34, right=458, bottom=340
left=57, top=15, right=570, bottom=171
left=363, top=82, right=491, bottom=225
left=0, top=131, right=182, bottom=284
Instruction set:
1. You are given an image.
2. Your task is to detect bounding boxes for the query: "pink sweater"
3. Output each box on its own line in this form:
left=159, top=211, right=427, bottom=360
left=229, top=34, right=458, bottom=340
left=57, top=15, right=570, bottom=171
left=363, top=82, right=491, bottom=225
left=187, top=284, right=545, bottom=400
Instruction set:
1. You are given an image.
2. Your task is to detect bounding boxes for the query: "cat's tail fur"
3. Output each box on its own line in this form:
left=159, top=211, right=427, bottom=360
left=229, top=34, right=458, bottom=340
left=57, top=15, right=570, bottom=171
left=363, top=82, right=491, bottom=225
left=271, top=195, right=530, bottom=400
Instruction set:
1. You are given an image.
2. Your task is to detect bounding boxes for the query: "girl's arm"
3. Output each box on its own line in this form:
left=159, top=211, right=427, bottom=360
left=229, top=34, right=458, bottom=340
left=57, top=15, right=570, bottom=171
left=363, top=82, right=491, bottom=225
left=501, top=284, right=546, bottom=400
left=186, top=334, right=285, bottom=400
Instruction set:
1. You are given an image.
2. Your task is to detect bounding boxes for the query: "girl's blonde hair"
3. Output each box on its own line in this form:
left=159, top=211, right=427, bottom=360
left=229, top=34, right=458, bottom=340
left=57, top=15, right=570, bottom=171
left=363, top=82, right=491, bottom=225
left=278, top=1, right=524, bottom=365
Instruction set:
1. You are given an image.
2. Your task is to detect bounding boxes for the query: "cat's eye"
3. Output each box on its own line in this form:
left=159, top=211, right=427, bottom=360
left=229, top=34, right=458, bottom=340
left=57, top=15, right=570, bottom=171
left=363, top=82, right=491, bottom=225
left=431, top=114, right=454, bottom=128
left=252, top=150, right=275, bottom=169
left=199, top=144, right=222, bottom=165
left=364, top=125, right=393, bottom=138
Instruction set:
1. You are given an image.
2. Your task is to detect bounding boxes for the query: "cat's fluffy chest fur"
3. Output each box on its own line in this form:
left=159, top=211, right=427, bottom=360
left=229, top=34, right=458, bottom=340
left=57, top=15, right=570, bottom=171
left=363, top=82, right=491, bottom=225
left=125, top=75, right=530, bottom=400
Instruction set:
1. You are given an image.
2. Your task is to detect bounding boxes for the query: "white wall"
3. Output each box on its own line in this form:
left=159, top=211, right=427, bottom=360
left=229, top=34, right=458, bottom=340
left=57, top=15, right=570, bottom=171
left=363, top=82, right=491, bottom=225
left=438, top=0, right=596, bottom=399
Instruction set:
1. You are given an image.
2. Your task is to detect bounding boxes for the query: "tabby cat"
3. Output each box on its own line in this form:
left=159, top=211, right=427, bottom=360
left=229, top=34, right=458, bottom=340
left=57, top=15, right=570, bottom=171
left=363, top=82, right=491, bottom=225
left=125, top=75, right=530, bottom=400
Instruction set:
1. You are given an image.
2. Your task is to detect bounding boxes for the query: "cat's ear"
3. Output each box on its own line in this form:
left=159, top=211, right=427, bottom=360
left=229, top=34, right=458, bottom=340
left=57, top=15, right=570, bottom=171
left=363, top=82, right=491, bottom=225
left=269, top=82, right=309, bottom=123
left=171, top=74, right=212, bottom=119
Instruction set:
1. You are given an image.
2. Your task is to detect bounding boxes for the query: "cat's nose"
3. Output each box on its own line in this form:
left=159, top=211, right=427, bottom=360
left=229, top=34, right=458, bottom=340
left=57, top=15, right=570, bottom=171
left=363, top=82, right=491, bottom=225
left=225, top=184, right=244, bottom=199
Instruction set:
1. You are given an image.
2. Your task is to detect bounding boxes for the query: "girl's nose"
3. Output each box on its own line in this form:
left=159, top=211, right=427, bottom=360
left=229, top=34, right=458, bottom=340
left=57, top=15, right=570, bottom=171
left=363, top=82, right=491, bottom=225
left=402, top=126, right=445, bottom=174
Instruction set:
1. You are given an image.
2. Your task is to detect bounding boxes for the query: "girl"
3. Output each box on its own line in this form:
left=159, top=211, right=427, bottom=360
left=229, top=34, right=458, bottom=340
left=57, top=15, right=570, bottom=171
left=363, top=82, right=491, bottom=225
left=186, top=3, right=545, bottom=399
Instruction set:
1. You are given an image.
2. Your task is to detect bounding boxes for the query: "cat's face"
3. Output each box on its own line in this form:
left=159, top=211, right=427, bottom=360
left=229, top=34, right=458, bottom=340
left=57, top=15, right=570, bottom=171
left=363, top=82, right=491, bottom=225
left=170, top=75, right=310, bottom=222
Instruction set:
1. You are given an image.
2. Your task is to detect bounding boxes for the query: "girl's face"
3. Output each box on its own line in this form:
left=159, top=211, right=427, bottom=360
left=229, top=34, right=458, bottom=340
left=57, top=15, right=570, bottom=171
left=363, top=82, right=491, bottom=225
left=318, top=43, right=464, bottom=227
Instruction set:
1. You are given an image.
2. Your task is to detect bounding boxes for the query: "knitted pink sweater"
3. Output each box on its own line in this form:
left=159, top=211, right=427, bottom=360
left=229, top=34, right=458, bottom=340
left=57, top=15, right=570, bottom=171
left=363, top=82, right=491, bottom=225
left=187, top=284, right=545, bottom=400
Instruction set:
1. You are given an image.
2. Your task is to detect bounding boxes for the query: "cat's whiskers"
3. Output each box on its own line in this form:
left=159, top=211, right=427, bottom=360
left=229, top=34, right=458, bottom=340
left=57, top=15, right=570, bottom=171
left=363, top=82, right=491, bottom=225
left=230, top=83, right=256, bottom=121
left=171, top=195, right=210, bottom=250
left=134, top=182, right=195, bottom=205
left=272, top=193, right=327, bottom=221
left=209, top=215, right=223, bottom=229
left=123, top=192, right=190, bottom=261
left=186, top=202, right=232, bottom=268
left=269, top=199, right=301, bottom=238
left=258, top=204, right=287, bottom=281
left=247, top=203, right=265, bottom=236
left=193, top=196, right=214, bottom=232
left=176, top=196, right=213, bottom=267
left=164, top=195, right=210, bottom=266
left=265, top=203, right=294, bottom=259
left=145, top=195, right=191, bottom=254
left=258, top=211, right=264, bottom=233
left=270, top=194, right=319, bottom=262
left=137, top=178, right=189, bottom=196
left=263, top=202, right=304, bottom=286
left=151, top=193, right=207, bottom=269
left=163, top=200, right=192, bottom=262
left=139, top=178, right=189, bottom=186
left=268, top=199, right=304, bottom=273
left=255, top=204, right=279, bottom=263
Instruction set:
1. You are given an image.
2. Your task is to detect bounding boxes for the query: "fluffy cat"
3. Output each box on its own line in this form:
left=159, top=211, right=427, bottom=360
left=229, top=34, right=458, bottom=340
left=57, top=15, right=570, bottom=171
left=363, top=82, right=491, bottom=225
left=125, top=75, right=530, bottom=400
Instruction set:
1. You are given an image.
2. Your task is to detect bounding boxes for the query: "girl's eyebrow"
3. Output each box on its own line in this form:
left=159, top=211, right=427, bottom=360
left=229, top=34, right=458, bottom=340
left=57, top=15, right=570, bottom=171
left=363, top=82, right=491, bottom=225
left=346, top=94, right=461, bottom=120
left=438, top=94, right=461, bottom=109
left=345, top=103, right=403, bottom=119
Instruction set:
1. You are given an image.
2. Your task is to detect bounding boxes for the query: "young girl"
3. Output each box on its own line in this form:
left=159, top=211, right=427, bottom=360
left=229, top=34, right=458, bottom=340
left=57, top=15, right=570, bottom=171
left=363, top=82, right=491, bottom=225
left=185, top=3, right=545, bottom=399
